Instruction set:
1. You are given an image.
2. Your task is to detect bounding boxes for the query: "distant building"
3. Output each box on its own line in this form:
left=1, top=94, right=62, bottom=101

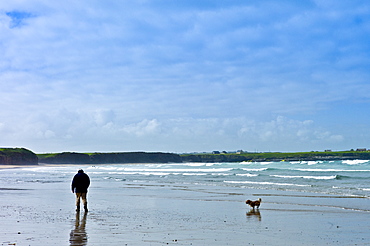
left=356, top=148, right=367, bottom=152
left=212, top=151, right=220, bottom=154
left=324, top=150, right=332, bottom=152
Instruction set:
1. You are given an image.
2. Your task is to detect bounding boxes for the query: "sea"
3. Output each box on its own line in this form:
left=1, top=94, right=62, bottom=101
left=1, top=159, right=369, bottom=199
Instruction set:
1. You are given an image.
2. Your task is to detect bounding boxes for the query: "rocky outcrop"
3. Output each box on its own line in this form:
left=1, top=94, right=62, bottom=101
left=39, top=152, right=182, bottom=164
left=0, top=148, right=38, bottom=165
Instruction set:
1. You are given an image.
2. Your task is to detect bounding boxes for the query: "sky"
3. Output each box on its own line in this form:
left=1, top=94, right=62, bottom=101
left=1, top=0, right=370, bottom=154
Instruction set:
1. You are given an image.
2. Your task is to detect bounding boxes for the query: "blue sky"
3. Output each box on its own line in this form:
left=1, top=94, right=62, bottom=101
left=1, top=0, right=369, bottom=153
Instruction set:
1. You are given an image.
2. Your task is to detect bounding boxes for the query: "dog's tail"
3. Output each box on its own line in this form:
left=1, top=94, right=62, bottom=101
left=258, top=198, right=262, bottom=203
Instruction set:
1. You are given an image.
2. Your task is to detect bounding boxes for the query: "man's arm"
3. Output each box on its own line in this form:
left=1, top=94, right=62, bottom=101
left=86, top=175, right=90, bottom=188
left=71, top=176, right=76, bottom=193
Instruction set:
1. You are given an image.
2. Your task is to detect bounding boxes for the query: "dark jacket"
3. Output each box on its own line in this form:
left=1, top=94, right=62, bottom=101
left=71, top=170, right=90, bottom=193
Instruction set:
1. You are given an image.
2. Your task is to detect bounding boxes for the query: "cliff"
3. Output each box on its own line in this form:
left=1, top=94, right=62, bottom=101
left=38, top=152, right=182, bottom=164
left=0, top=148, right=38, bottom=165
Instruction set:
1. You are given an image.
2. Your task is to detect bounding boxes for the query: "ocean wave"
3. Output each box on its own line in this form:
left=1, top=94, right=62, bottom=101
left=181, top=162, right=221, bottom=167
left=241, top=168, right=268, bottom=172
left=342, top=160, right=369, bottom=165
left=224, top=180, right=311, bottom=187
left=182, top=173, right=208, bottom=176
left=183, top=163, right=207, bottom=167
left=101, top=171, right=234, bottom=176
left=92, top=166, right=120, bottom=171
left=299, top=161, right=323, bottom=165
left=296, top=168, right=370, bottom=172
left=104, top=168, right=234, bottom=173
left=259, top=162, right=274, bottom=165
left=239, top=161, right=274, bottom=165
left=236, top=173, right=259, bottom=177
left=26, top=180, right=64, bottom=183
left=335, top=175, right=352, bottom=180
left=270, top=174, right=337, bottom=180
left=125, top=172, right=173, bottom=176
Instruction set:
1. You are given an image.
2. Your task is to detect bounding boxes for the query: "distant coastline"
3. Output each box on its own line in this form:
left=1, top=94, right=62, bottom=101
left=181, top=150, right=370, bottom=163
left=2, top=147, right=370, bottom=165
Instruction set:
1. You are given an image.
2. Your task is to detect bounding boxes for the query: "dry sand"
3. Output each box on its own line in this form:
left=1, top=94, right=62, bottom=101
left=1, top=166, right=369, bottom=245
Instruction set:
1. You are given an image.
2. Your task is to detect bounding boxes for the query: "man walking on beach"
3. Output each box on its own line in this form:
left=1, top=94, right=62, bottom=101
left=71, top=169, right=90, bottom=212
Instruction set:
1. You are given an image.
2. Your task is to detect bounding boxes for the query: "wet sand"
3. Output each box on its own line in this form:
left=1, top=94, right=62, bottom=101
left=1, top=168, right=370, bottom=245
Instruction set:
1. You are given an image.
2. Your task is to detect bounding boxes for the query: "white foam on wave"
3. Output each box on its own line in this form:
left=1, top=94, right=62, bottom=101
left=181, top=172, right=232, bottom=176
left=184, top=163, right=206, bottom=167
left=224, top=180, right=310, bottom=187
left=236, top=173, right=259, bottom=177
left=182, top=173, right=208, bottom=176
left=271, top=174, right=337, bottom=180
left=105, top=168, right=233, bottom=173
left=297, top=168, right=370, bottom=172
left=100, top=171, right=172, bottom=176
left=241, top=168, right=268, bottom=172
left=360, top=188, right=370, bottom=191
left=206, top=163, right=218, bottom=166
left=21, top=166, right=75, bottom=174
left=259, top=162, right=273, bottom=165
left=91, top=166, right=119, bottom=171
left=299, top=161, right=322, bottom=165
left=20, top=167, right=48, bottom=172
left=342, top=160, right=369, bottom=165
left=181, top=172, right=231, bottom=176
left=180, top=163, right=218, bottom=167
left=95, top=171, right=233, bottom=176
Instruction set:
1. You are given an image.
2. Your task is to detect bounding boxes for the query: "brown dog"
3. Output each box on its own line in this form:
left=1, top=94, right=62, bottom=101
left=245, top=198, right=262, bottom=209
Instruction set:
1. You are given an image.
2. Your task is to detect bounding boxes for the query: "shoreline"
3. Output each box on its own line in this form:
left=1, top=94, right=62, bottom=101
left=0, top=164, right=28, bottom=169
left=0, top=163, right=155, bottom=169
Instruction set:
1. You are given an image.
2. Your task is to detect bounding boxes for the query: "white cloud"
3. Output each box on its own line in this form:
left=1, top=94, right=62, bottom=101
left=121, top=119, right=161, bottom=137
left=43, top=130, right=56, bottom=139
left=94, top=109, right=115, bottom=126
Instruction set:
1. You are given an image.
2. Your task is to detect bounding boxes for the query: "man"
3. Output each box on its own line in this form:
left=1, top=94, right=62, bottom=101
left=71, top=169, right=90, bottom=212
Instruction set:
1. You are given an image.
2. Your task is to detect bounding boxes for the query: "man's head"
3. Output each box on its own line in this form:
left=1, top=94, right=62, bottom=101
left=78, top=169, right=84, bottom=173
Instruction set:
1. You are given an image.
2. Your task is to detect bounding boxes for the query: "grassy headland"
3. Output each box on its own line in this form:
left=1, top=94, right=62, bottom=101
left=180, top=150, right=370, bottom=162
left=37, top=151, right=182, bottom=164
left=0, top=148, right=38, bottom=165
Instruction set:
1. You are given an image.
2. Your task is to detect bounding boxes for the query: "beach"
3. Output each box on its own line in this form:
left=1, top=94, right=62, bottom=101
left=1, top=163, right=370, bottom=245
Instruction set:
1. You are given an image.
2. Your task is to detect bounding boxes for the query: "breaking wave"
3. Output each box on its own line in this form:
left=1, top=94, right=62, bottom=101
left=270, top=175, right=337, bottom=180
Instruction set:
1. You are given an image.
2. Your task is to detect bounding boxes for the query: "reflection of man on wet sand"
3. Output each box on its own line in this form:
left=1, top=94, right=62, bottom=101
left=70, top=212, right=88, bottom=246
